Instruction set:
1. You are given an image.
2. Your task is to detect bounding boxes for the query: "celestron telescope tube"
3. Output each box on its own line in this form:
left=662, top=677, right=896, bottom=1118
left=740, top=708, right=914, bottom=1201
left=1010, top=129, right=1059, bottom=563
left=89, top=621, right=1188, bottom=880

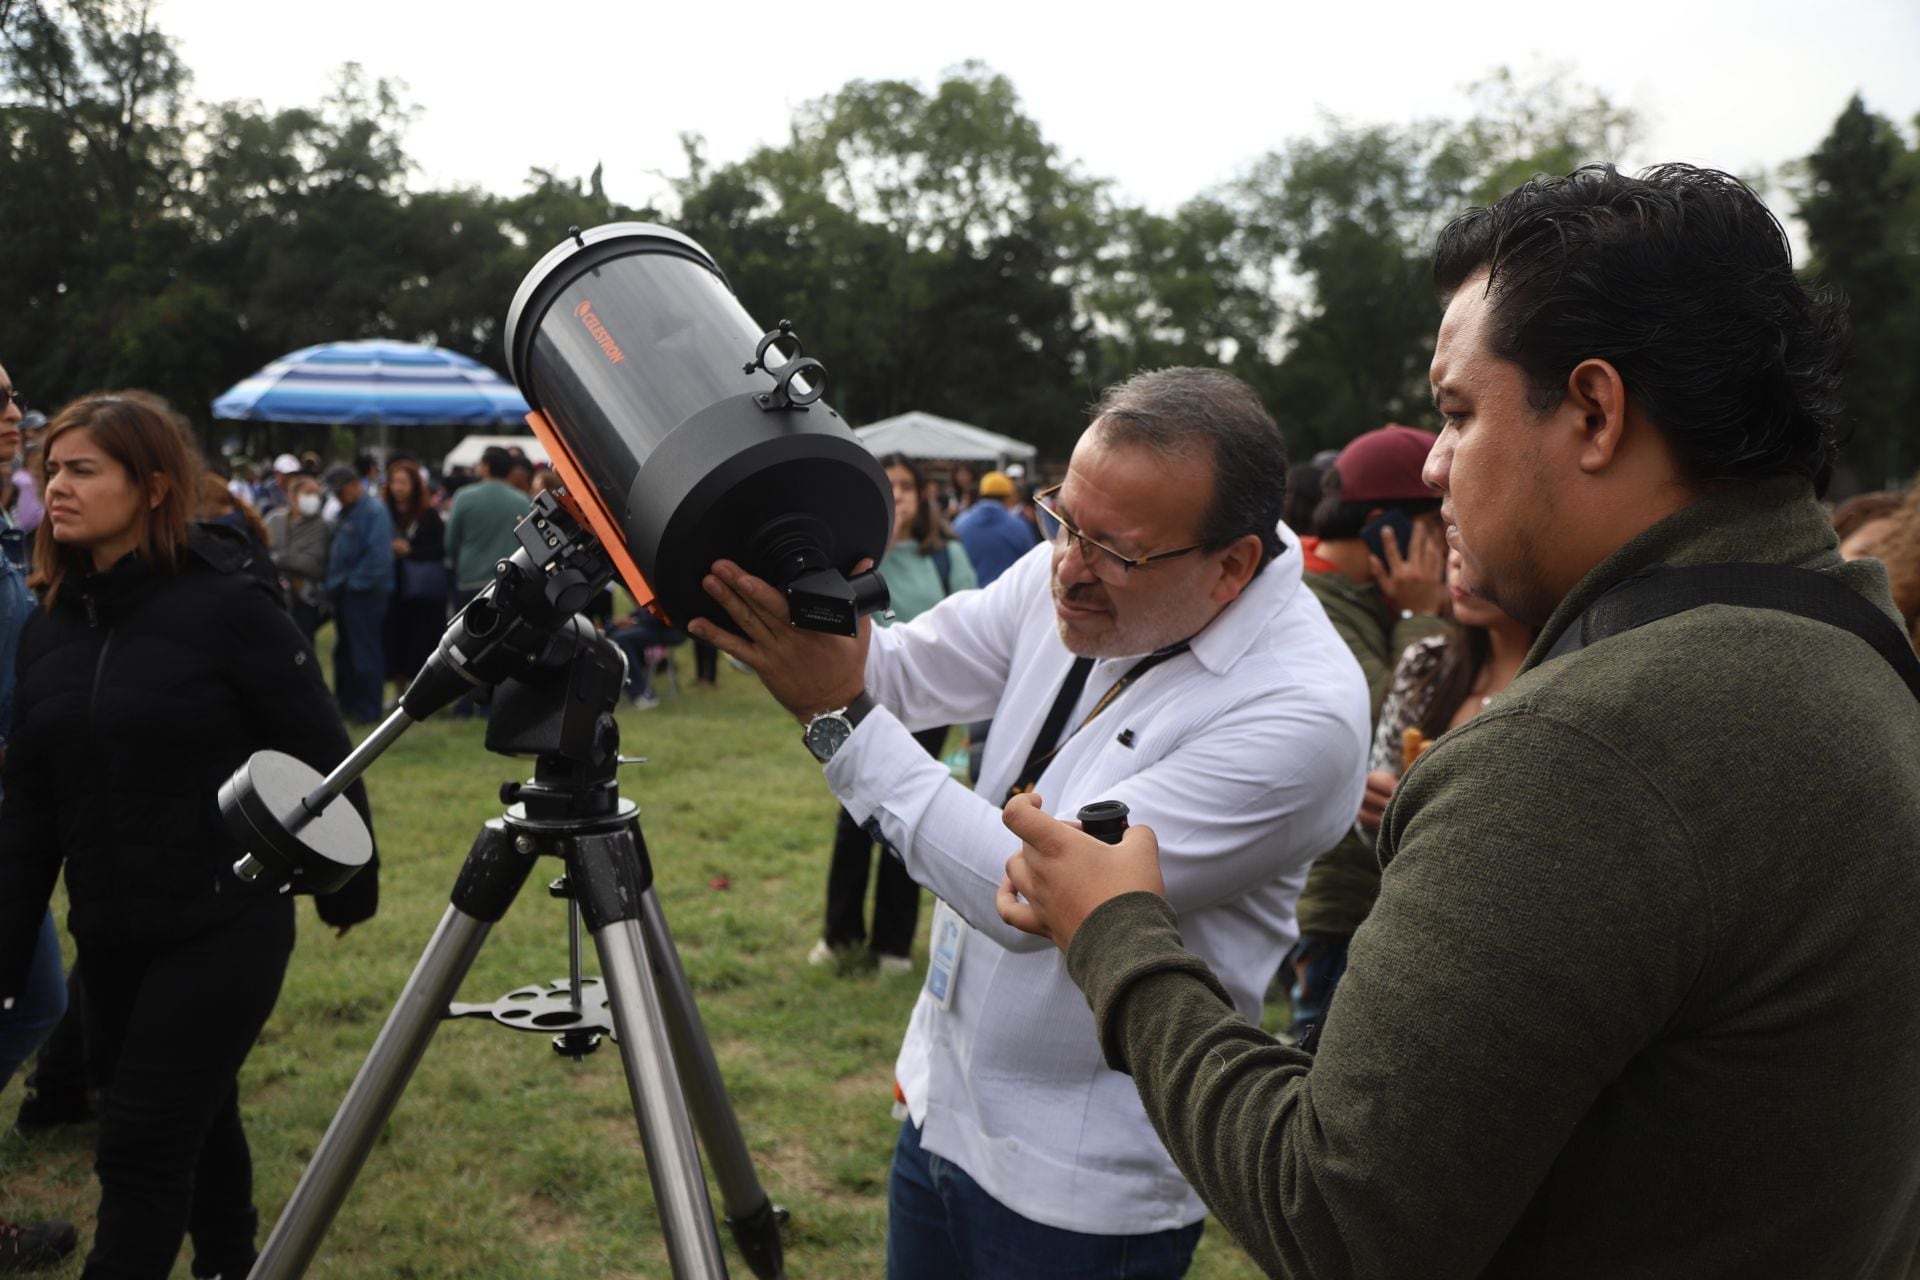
left=505, top=222, right=892, bottom=636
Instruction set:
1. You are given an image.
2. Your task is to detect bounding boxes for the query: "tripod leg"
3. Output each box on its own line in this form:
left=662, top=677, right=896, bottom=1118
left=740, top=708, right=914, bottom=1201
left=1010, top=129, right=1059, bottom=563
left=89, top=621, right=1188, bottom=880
left=573, top=826, right=731, bottom=1280
left=251, top=821, right=535, bottom=1280
left=642, top=889, right=787, bottom=1280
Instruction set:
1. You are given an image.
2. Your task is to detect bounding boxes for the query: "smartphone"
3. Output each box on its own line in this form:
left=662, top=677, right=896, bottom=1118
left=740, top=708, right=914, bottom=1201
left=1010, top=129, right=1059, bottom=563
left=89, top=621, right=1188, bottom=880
left=1360, top=509, right=1415, bottom=563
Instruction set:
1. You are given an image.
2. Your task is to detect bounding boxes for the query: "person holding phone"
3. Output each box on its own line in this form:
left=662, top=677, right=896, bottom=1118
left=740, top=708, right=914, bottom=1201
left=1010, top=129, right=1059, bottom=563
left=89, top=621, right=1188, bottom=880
left=1289, top=424, right=1448, bottom=1037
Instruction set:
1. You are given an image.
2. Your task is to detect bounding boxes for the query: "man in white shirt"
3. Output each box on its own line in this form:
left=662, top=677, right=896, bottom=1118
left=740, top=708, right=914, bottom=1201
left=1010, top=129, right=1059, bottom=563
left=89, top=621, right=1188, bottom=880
left=691, top=367, right=1368, bottom=1278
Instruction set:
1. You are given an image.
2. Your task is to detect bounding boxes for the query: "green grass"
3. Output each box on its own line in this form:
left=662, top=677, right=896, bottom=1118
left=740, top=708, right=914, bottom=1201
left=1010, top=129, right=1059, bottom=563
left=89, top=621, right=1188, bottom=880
left=1, top=657, right=1272, bottom=1279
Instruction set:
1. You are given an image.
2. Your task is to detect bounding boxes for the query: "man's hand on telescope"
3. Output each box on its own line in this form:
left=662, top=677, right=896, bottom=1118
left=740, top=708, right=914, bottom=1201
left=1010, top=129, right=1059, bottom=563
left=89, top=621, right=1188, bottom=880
left=997, top=793, right=1166, bottom=952
left=691, top=559, right=872, bottom=721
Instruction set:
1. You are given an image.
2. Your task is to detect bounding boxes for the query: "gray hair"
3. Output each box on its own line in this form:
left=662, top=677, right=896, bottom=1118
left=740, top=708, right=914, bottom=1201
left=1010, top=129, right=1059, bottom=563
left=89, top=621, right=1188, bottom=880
left=1089, top=367, right=1288, bottom=569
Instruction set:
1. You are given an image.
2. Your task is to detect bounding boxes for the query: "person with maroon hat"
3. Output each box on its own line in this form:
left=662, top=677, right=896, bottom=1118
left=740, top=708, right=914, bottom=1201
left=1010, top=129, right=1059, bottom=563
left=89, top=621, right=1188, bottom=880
left=1288, top=423, right=1448, bottom=1038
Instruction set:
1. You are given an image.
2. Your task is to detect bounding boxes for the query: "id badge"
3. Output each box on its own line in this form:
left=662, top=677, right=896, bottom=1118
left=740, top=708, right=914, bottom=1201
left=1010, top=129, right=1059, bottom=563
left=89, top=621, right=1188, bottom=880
left=925, top=899, right=968, bottom=1011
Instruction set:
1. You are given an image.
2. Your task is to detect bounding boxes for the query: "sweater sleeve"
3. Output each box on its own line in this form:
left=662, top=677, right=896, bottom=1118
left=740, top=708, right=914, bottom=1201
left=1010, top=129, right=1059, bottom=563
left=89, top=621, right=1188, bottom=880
left=1065, top=710, right=1708, bottom=1278
left=222, top=577, right=380, bottom=927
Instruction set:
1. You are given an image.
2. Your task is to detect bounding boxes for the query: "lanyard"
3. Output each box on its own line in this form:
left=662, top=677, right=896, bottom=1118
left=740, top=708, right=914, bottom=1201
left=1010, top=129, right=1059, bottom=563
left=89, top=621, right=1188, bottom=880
left=1005, top=643, right=1190, bottom=802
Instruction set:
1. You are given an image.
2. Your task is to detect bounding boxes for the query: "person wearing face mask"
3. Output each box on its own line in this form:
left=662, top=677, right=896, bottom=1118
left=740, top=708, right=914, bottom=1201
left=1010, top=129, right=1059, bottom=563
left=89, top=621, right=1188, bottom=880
left=692, top=369, right=1367, bottom=1279
left=263, top=473, right=331, bottom=644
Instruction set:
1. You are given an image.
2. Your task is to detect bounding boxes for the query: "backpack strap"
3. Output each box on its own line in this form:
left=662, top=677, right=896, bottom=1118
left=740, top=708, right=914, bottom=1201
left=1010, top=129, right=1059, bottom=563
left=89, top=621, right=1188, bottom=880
left=1546, top=562, right=1920, bottom=701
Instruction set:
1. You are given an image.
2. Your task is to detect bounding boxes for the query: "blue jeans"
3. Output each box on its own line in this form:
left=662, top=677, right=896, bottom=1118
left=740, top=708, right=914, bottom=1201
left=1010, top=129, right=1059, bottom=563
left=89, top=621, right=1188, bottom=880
left=0, top=909, right=69, bottom=1086
left=331, top=588, right=389, bottom=722
left=605, top=616, right=685, bottom=700
left=1288, top=933, right=1350, bottom=1040
left=886, top=1121, right=1204, bottom=1279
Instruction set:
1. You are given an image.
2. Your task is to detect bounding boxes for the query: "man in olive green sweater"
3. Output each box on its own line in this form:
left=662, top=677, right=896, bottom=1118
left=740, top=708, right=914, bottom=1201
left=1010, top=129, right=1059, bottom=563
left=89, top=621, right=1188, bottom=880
left=995, top=163, right=1920, bottom=1277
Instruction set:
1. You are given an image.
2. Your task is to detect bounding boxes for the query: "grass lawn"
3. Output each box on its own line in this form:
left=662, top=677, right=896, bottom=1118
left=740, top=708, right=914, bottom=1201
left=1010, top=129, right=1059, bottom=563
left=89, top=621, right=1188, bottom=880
left=1, top=646, right=1275, bottom=1278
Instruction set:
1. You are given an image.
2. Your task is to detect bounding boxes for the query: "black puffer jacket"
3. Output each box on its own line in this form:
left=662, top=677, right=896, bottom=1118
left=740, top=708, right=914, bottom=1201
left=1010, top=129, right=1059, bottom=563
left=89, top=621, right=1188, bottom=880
left=0, top=523, right=378, bottom=995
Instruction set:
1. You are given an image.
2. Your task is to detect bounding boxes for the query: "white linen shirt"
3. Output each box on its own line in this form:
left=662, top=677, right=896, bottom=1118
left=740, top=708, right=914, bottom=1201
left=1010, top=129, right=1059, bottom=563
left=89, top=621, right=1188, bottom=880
left=823, top=534, right=1369, bottom=1235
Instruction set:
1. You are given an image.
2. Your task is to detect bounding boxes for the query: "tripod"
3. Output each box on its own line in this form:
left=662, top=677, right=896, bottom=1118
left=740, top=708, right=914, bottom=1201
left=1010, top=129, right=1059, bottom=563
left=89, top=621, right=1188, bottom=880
left=245, top=637, right=786, bottom=1280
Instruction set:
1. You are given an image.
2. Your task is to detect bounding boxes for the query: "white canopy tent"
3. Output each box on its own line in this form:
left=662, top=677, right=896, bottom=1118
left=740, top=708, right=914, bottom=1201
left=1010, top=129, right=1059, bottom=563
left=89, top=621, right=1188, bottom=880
left=854, top=411, right=1037, bottom=467
left=442, top=433, right=549, bottom=473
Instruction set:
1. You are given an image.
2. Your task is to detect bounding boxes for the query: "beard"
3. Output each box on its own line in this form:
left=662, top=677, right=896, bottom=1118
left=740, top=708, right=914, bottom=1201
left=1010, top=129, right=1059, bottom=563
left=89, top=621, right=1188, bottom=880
left=1052, top=572, right=1217, bottom=659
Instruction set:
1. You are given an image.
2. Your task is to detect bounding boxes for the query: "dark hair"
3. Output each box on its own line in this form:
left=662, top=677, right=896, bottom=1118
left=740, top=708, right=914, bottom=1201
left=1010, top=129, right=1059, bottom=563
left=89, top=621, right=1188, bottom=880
left=196, top=473, right=271, bottom=547
left=1310, top=466, right=1441, bottom=540
left=878, top=453, right=954, bottom=553
left=1432, top=163, right=1849, bottom=487
left=1283, top=460, right=1326, bottom=536
left=1088, top=367, right=1288, bottom=569
left=385, top=456, right=430, bottom=526
left=34, top=392, right=202, bottom=606
left=480, top=446, right=514, bottom=479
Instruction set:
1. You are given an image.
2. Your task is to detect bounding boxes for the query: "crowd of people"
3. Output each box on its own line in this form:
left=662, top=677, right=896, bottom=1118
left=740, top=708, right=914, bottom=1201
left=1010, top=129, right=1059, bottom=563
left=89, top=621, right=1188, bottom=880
left=5, top=160, right=1920, bottom=1278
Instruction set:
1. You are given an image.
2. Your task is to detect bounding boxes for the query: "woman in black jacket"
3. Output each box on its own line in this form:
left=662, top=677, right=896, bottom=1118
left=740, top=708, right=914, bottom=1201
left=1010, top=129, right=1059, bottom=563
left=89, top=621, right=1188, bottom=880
left=0, top=392, right=378, bottom=1280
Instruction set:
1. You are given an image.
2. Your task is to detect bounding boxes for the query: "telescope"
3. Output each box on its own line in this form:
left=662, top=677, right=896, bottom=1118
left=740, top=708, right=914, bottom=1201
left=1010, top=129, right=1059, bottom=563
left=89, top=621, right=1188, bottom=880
left=509, top=222, right=891, bottom=637
left=217, top=224, right=898, bottom=1279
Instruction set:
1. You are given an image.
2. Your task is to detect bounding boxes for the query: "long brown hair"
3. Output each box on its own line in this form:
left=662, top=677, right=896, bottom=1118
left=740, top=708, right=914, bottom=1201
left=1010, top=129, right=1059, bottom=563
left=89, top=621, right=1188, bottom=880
left=33, top=392, right=202, bottom=606
left=384, top=457, right=430, bottom=527
left=878, top=453, right=955, bottom=554
left=196, top=473, right=271, bottom=547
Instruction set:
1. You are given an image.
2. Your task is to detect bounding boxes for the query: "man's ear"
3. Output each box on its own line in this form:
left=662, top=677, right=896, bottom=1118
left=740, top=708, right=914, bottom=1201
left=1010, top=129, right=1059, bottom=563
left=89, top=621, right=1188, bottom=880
left=1212, top=533, right=1264, bottom=604
left=1566, top=358, right=1630, bottom=475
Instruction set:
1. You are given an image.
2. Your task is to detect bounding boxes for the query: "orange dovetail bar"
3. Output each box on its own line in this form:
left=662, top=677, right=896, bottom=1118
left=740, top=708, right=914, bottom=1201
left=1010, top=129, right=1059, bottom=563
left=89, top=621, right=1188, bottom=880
left=524, top=409, right=667, bottom=623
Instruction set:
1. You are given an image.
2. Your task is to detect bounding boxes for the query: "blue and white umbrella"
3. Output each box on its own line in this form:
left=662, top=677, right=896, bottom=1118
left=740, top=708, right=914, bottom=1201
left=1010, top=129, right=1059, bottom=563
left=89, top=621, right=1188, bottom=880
left=212, top=339, right=529, bottom=427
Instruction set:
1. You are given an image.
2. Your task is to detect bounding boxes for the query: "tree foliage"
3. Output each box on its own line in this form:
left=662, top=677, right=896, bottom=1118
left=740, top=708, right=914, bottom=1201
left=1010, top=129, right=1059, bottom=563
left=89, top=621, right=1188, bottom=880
left=6, top=5, right=1904, bottom=484
left=1796, top=94, right=1920, bottom=487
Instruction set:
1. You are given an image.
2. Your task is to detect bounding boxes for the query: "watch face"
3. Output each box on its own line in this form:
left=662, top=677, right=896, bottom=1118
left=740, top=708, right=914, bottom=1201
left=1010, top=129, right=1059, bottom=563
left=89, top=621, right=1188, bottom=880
left=806, top=713, right=852, bottom=762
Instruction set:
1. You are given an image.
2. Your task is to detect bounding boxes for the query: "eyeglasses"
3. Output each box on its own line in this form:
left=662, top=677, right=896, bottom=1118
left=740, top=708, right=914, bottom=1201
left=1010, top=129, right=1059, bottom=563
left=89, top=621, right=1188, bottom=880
left=0, top=387, right=24, bottom=413
left=1032, top=483, right=1205, bottom=586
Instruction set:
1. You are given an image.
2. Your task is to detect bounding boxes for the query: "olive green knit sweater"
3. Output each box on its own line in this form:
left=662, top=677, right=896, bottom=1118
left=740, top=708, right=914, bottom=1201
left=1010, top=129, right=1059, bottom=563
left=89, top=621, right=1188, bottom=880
left=1069, top=478, right=1920, bottom=1277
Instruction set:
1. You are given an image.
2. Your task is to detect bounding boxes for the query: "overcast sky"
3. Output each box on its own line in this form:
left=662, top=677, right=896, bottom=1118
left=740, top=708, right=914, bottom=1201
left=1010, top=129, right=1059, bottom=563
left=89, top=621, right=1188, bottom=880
left=155, top=0, right=1918, bottom=240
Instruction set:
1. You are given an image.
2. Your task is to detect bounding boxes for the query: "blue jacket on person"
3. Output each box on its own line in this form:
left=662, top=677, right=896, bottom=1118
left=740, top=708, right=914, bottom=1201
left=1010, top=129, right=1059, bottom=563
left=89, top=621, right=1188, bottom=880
left=325, top=494, right=395, bottom=593
left=952, top=500, right=1038, bottom=587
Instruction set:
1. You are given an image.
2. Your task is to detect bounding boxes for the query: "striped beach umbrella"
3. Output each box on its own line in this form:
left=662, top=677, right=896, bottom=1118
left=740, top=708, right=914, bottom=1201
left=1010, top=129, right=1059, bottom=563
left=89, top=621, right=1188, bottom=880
left=212, top=339, right=529, bottom=427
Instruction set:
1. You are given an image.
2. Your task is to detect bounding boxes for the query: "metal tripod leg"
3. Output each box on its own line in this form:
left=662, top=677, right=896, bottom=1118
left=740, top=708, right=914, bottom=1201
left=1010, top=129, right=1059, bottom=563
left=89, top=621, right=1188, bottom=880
left=641, top=888, right=787, bottom=1280
left=251, top=821, right=534, bottom=1280
left=569, top=822, right=731, bottom=1279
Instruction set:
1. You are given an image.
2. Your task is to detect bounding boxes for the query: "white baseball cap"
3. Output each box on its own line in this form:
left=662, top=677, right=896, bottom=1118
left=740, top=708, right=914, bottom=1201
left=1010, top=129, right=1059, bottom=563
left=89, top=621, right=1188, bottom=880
left=272, top=453, right=302, bottom=475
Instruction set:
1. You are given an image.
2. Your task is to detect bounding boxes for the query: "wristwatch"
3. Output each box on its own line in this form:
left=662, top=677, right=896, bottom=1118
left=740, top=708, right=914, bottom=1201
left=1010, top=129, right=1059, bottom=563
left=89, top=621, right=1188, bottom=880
left=802, top=691, right=877, bottom=763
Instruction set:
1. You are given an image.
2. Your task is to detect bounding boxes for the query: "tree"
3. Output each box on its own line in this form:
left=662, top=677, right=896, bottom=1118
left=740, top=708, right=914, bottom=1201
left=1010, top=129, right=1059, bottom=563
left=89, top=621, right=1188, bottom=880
left=0, top=0, right=204, bottom=411
left=671, top=65, right=1105, bottom=458
left=1797, top=95, right=1920, bottom=487
left=1226, top=73, right=1640, bottom=457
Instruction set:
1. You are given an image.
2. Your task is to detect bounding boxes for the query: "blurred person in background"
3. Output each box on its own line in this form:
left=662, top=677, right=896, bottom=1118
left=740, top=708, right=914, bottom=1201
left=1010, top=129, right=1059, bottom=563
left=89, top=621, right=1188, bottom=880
left=0, top=361, right=77, bottom=1274
left=442, top=446, right=526, bottom=719
left=1280, top=448, right=1338, bottom=539
left=1353, top=546, right=1535, bottom=846
left=953, top=470, right=1038, bottom=589
left=12, top=410, right=47, bottom=548
left=0, top=392, right=378, bottom=1279
left=263, top=473, right=331, bottom=644
left=194, top=474, right=280, bottom=602
left=808, top=454, right=977, bottom=975
left=1867, top=483, right=1920, bottom=648
left=321, top=463, right=393, bottom=725
left=1832, top=489, right=1902, bottom=561
left=381, top=457, right=447, bottom=705
left=1288, top=425, right=1449, bottom=1037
